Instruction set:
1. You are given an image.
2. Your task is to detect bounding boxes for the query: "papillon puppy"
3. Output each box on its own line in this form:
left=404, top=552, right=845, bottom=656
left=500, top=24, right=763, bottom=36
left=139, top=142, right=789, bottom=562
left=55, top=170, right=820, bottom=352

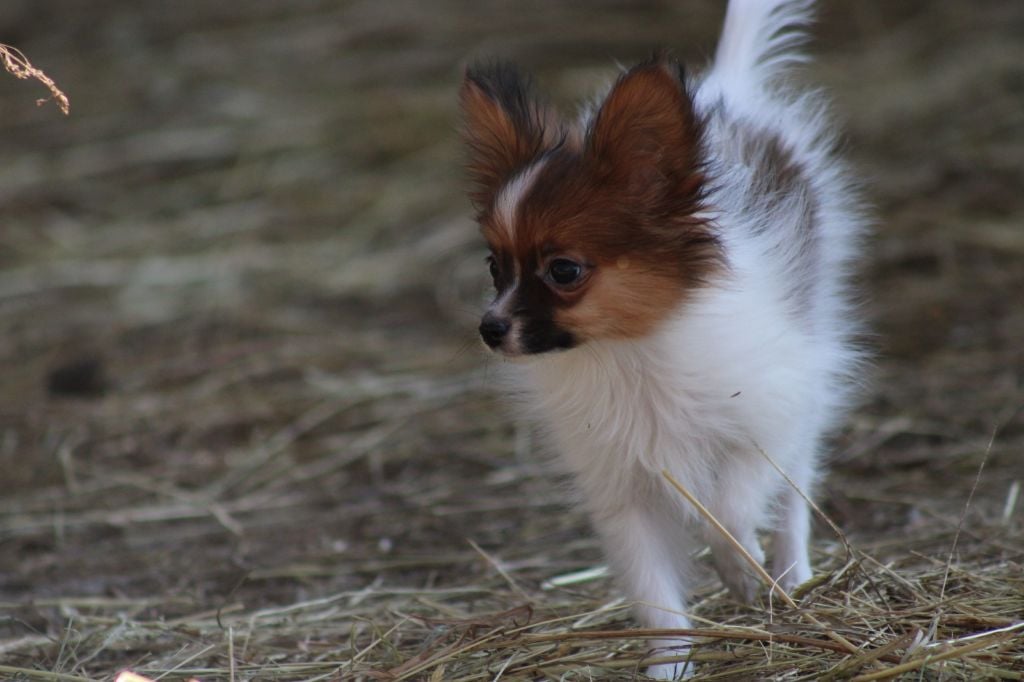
left=460, top=0, right=865, bottom=677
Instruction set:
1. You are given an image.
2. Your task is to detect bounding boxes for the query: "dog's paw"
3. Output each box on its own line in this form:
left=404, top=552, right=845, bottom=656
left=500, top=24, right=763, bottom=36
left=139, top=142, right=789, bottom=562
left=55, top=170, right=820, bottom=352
left=773, top=560, right=812, bottom=595
left=711, top=541, right=765, bottom=603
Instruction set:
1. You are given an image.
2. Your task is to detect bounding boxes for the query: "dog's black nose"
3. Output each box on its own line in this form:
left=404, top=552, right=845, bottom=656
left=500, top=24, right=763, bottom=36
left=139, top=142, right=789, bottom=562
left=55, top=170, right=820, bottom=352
left=479, top=315, right=510, bottom=348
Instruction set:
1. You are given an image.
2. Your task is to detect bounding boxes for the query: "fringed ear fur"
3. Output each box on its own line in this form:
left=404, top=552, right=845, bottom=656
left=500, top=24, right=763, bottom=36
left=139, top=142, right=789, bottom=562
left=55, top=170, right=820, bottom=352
left=459, top=62, right=563, bottom=209
left=586, top=55, right=705, bottom=209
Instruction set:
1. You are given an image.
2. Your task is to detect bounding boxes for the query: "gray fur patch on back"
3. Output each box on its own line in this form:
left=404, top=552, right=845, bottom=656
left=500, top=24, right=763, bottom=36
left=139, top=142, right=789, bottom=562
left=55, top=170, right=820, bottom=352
left=733, top=122, right=821, bottom=323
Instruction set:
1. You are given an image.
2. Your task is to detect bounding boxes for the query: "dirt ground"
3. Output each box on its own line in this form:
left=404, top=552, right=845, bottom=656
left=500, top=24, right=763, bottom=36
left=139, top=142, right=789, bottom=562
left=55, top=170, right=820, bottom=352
left=1, top=1, right=1022, bottom=680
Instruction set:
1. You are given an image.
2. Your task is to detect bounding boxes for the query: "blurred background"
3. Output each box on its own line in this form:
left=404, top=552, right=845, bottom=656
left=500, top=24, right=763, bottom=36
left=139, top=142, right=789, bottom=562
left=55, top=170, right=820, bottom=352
left=1, top=1, right=1022, bottom=678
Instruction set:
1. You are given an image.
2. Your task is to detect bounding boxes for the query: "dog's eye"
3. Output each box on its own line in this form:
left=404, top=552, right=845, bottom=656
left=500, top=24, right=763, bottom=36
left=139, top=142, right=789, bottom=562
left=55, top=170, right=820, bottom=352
left=548, top=258, right=583, bottom=286
left=486, top=255, right=500, bottom=282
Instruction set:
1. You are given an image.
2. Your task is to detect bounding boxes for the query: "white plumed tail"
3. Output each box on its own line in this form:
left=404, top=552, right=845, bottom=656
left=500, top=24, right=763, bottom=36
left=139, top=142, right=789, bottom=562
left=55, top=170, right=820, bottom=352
left=713, top=0, right=815, bottom=94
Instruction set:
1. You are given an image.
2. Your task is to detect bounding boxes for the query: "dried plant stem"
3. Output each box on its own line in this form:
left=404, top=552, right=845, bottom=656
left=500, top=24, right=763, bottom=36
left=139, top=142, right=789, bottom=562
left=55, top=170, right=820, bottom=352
left=519, top=627, right=887, bottom=659
left=0, top=667, right=93, bottom=682
left=940, top=425, right=997, bottom=601
left=0, top=43, right=69, bottom=114
left=821, top=631, right=918, bottom=679
left=849, top=627, right=1020, bottom=682
left=468, top=538, right=533, bottom=603
left=227, top=625, right=236, bottom=682
left=752, top=441, right=853, bottom=556
left=661, top=469, right=791, bottom=603
left=661, top=469, right=861, bottom=656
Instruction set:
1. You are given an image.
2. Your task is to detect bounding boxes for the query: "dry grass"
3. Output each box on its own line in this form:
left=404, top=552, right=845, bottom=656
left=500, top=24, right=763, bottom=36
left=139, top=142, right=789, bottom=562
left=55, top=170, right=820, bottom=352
left=1, top=1, right=1022, bottom=680
left=0, top=525, right=1021, bottom=680
left=0, top=43, right=69, bottom=115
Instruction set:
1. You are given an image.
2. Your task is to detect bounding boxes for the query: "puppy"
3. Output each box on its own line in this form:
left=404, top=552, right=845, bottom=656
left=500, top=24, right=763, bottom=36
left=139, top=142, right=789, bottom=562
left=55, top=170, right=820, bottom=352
left=460, top=0, right=865, bottom=677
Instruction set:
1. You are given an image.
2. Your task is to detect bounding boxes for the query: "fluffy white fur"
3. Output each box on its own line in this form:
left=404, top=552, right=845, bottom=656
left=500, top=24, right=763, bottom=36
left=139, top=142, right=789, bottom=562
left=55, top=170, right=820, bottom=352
left=495, top=1, right=865, bottom=678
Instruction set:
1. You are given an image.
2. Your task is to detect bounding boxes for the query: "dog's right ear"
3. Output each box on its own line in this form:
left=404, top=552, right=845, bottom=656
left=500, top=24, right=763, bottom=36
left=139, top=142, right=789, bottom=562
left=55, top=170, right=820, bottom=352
left=460, top=62, right=562, bottom=209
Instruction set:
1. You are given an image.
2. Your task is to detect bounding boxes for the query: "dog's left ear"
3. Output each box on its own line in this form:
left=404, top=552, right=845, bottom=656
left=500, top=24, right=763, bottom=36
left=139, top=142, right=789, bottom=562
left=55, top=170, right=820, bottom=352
left=586, top=55, right=705, bottom=207
left=460, top=62, right=563, bottom=209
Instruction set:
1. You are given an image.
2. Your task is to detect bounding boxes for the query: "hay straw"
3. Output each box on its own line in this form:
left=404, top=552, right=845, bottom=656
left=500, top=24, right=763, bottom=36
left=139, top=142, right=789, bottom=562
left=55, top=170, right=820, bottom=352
left=661, top=469, right=862, bottom=657
left=940, top=424, right=997, bottom=601
left=752, top=441, right=853, bottom=557
left=1002, top=480, right=1020, bottom=525
left=661, top=469, right=796, bottom=605
left=850, top=625, right=1022, bottom=682
left=0, top=43, right=69, bottom=114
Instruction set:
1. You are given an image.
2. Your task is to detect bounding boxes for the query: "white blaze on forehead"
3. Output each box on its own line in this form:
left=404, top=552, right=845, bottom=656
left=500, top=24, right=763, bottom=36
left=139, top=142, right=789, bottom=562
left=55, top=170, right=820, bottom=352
left=494, top=160, right=546, bottom=239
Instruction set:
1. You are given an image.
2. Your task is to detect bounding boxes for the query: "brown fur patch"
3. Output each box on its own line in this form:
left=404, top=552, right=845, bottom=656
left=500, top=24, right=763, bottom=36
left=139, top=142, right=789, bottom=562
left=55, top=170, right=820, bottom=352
left=587, top=57, right=705, bottom=203
left=516, top=57, right=719, bottom=340
left=480, top=210, right=516, bottom=259
left=460, top=63, right=564, bottom=210
left=555, top=266, right=689, bottom=339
